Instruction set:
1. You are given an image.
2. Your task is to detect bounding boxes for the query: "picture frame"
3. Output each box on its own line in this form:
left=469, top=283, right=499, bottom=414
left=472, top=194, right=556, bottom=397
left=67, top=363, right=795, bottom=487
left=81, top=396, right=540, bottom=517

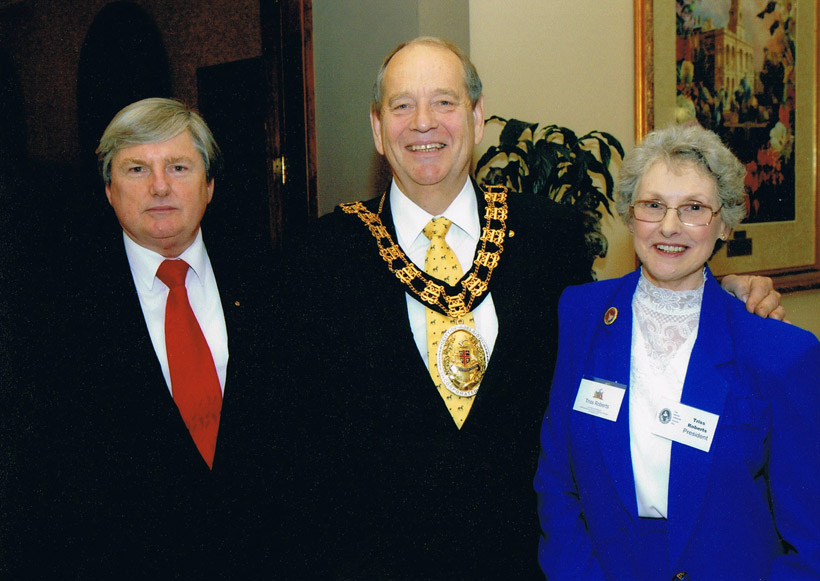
left=635, top=0, right=820, bottom=291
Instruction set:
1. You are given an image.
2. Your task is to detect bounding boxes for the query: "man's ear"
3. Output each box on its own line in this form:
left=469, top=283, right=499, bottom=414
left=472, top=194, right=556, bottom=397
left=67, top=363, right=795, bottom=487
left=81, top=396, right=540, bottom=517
left=370, top=108, right=385, bottom=156
left=104, top=184, right=113, bottom=206
left=472, top=95, right=485, bottom=145
left=207, top=179, right=215, bottom=203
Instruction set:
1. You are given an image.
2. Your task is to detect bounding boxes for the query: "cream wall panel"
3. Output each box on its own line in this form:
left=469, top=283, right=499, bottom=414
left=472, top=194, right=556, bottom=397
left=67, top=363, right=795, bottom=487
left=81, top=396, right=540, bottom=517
left=469, top=0, right=636, bottom=281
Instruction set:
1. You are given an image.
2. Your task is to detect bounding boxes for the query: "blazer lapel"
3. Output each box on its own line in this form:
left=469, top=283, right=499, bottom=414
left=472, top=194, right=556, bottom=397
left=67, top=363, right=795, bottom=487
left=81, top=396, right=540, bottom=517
left=98, top=244, right=205, bottom=464
left=667, top=273, right=735, bottom=566
left=368, top=193, right=456, bottom=425
left=210, top=253, right=241, bottom=467
left=587, top=271, right=641, bottom=519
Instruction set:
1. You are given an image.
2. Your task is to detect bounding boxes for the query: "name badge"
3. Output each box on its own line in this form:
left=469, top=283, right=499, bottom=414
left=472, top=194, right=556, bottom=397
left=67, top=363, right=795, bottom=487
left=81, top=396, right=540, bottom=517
left=573, top=377, right=626, bottom=422
left=651, top=399, right=720, bottom=453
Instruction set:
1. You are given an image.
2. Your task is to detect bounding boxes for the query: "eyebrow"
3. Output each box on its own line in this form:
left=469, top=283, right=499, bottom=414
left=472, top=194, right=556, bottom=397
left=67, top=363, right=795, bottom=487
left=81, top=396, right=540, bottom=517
left=117, top=155, right=195, bottom=167
left=387, top=88, right=462, bottom=105
left=430, top=88, right=460, bottom=98
left=636, top=195, right=715, bottom=204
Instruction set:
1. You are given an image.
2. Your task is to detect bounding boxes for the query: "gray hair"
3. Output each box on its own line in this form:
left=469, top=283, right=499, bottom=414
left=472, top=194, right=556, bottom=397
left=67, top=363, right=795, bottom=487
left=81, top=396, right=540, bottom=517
left=96, top=97, right=221, bottom=185
left=616, top=124, right=747, bottom=229
left=372, top=36, right=483, bottom=115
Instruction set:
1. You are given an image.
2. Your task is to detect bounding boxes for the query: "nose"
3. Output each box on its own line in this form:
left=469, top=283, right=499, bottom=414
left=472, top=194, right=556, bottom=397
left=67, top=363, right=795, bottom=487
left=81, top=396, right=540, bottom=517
left=149, top=170, right=170, bottom=196
left=411, top=103, right=437, bottom=132
left=659, top=206, right=682, bottom=236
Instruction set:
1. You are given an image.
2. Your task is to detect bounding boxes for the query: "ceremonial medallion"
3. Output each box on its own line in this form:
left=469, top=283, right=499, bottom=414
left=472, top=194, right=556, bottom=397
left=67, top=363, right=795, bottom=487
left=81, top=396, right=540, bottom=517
left=436, top=325, right=489, bottom=397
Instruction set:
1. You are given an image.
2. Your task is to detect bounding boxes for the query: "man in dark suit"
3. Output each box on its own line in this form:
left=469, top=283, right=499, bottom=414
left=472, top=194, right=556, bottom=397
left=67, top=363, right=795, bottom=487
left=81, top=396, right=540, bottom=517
left=288, top=37, right=785, bottom=578
left=9, top=98, right=283, bottom=578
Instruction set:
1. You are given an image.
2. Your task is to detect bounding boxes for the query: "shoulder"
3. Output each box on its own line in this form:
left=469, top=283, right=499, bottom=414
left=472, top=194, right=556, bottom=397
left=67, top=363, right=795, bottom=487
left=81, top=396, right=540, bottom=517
left=205, top=232, right=278, bottom=298
left=710, top=281, right=820, bottom=372
left=282, top=195, right=387, bottom=293
left=559, top=272, right=635, bottom=315
left=562, top=272, right=630, bottom=298
left=62, top=231, right=133, bottom=307
left=305, top=195, right=383, bottom=248
left=502, top=190, right=593, bottom=286
left=505, top=190, right=584, bottom=238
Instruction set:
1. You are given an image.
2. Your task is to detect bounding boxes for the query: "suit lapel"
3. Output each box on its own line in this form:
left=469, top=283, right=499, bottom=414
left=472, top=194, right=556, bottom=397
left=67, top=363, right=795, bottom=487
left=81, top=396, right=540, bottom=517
left=208, top=244, right=240, bottom=467
left=458, top=186, right=497, bottom=427
left=369, top=194, right=456, bottom=426
left=587, top=271, right=641, bottom=519
left=94, top=242, right=206, bottom=465
left=667, top=273, right=735, bottom=566
left=202, top=230, right=279, bottom=468
left=104, top=243, right=176, bottom=396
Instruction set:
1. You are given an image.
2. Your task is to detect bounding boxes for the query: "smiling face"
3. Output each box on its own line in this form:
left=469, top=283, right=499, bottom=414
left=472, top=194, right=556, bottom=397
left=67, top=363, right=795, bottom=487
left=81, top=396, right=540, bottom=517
left=370, top=43, right=484, bottom=214
left=105, top=130, right=214, bottom=258
left=631, top=160, right=731, bottom=291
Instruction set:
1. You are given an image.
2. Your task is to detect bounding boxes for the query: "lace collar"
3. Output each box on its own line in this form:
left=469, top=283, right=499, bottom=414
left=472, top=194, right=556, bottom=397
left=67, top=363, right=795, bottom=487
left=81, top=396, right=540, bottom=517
left=634, top=267, right=706, bottom=316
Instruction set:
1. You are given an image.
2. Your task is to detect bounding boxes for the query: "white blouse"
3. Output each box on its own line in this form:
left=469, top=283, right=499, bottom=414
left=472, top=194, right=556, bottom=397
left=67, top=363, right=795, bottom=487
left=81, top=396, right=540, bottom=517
left=629, top=269, right=705, bottom=518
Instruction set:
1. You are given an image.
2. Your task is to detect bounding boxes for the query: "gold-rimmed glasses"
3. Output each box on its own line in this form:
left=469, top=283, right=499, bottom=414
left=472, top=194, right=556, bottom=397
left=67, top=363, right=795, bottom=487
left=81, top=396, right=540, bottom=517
left=630, top=201, right=722, bottom=227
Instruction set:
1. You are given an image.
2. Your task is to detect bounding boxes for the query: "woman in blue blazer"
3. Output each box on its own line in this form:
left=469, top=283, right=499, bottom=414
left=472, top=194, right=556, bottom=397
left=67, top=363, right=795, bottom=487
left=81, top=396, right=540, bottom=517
left=535, top=124, right=820, bottom=580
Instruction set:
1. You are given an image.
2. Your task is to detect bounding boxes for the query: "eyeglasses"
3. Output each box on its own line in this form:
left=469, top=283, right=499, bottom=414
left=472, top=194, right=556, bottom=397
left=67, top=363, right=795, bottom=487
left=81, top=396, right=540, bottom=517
left=630, top=201, right=722, bottom=226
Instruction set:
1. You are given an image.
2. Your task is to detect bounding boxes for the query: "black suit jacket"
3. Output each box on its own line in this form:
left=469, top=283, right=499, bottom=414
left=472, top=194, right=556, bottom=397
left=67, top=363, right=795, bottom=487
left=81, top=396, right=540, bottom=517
left=11, top=224, right=285, bottom=579
left=286, top=187, right=592, bottom=579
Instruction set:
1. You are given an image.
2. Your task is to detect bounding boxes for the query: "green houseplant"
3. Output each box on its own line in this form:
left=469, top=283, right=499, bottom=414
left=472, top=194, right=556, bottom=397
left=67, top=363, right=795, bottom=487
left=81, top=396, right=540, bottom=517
left=475, top=116, right=624, bottom=270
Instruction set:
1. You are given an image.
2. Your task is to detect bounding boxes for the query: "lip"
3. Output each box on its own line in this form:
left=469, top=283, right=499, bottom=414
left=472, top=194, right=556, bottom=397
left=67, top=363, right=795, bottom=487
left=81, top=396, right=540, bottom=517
left=652, top=242, right=690, bottom=255
left=145, top=205, right=177, bottom=214
left=406, top=142, right=446, bottom=153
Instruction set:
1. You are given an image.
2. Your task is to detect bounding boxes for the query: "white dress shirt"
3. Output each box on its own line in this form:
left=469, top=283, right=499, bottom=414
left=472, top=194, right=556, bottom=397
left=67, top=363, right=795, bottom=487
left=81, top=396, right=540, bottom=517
left=629, top=270, right=703, bottom=518
left=390, top=178, right=499, bottom=365
left=123, top=229, right=229, bottom=395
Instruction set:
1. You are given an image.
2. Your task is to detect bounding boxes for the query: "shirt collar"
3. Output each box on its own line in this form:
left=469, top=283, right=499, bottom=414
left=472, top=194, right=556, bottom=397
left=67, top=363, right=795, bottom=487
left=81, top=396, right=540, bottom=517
left=123, top=228, right=208, bottom=291
left=389, top=178, right=480, bottom=249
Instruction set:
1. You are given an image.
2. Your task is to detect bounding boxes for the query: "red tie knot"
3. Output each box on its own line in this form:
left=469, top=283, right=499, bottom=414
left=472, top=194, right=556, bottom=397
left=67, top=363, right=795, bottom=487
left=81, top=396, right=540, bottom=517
left=156, top=259, right=190, bottom=289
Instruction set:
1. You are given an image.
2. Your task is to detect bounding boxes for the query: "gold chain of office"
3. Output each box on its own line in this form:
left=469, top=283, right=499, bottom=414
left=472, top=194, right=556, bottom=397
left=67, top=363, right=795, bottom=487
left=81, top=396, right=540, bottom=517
left=340, top=185, right=509, bottom=318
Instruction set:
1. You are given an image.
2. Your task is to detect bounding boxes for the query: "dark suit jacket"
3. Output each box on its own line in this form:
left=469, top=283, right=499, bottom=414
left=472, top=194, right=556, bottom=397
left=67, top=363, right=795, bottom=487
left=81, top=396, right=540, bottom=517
left=286, top=187, right=591, bottom=579
left=536, top=269, right=820, bottom=580
left=10, top=223, right=286, bottom=579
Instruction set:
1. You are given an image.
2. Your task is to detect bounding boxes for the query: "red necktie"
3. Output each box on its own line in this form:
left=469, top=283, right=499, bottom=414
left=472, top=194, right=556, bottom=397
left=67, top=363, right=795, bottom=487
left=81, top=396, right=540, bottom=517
left=156, top=259, right=222, bottom=469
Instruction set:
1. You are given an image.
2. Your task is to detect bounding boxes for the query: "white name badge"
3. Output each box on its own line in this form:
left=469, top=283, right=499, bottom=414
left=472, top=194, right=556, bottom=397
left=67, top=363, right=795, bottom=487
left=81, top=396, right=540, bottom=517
left=573, top=378, right=626, bottom=422
left=651, top=398, right=720, bottom=453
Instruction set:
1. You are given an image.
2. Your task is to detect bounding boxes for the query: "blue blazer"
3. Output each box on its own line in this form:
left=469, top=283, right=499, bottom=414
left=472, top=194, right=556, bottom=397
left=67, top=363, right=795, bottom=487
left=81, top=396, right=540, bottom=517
left=535, top=268, right=820, bottom=580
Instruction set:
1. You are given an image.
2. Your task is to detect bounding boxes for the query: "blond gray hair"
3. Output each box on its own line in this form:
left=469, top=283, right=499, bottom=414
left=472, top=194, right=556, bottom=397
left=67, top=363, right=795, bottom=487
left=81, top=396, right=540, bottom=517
left=372, top=36, right=483, bottom=116
left=96, top=97, right=221, bottom=185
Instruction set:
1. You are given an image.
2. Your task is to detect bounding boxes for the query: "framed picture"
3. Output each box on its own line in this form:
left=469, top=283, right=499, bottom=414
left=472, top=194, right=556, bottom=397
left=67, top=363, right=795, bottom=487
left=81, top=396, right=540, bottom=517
left=635, top=0, right=820, bottom=291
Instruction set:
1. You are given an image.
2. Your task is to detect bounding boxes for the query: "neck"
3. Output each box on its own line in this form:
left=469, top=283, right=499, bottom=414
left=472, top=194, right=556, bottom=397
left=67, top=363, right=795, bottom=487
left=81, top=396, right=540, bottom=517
left=399, top=179, right=470, bottom=216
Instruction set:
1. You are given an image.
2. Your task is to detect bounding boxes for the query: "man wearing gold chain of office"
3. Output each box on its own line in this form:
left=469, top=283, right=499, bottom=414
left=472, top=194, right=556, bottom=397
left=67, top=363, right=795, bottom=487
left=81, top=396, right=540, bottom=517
left=288, top=36, right=784, bottom=579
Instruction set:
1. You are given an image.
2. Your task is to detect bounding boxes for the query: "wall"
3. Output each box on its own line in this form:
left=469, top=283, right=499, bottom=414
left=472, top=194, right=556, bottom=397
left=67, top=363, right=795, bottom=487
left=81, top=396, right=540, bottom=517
left=313, top=1, right=818, bottom=335
left=781, top=291, right=820, bottom=337
left=0, top=0, right=261, bottom=166
left=470, top=0, right=636, bottom=283
left=312, top=0, right=633, bottom=277
left=468, top=0, right=819, bottom=337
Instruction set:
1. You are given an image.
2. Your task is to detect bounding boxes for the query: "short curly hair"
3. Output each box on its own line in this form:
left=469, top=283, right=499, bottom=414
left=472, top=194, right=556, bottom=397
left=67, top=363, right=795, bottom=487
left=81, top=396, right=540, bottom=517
left=616, top=124, right=747, bottom=229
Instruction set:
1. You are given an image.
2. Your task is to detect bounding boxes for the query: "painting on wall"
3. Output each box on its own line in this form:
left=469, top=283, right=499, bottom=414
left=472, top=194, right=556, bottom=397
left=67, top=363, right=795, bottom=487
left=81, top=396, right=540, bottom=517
left=635, top=0, right=820, bottom=291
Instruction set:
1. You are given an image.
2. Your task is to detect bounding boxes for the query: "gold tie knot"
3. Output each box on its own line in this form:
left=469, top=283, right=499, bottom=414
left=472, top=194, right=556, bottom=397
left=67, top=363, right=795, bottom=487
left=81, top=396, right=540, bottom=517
left=423, top=217, right=452, bottom=242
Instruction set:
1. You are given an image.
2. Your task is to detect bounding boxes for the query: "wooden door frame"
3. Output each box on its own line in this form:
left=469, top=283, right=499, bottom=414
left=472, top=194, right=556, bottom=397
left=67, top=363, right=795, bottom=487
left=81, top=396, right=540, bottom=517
left=260, top=0, right=317, bottom=249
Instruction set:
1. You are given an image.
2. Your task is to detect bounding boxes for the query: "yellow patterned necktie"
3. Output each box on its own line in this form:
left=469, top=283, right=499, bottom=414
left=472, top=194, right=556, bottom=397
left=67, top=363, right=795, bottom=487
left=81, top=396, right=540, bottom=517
left=423, top=217, right=477, bottom=429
